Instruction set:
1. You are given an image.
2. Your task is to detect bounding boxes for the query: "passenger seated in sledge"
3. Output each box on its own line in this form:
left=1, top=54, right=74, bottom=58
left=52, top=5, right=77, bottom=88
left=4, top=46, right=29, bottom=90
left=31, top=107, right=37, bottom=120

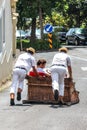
left=29, top=59, right=51, bottom=77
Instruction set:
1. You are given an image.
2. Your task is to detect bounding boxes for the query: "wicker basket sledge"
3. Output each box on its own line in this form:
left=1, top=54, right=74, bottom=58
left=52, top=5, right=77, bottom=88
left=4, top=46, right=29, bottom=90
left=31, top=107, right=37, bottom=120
left=23, top=76, right=79, bottom=105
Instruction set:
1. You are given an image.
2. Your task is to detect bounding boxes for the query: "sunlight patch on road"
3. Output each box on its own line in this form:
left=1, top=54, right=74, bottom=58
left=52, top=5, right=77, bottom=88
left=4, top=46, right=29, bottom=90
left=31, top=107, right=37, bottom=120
left=81, top=67, right=87, bottom=71
left=71, top=56, right=87, bottom=61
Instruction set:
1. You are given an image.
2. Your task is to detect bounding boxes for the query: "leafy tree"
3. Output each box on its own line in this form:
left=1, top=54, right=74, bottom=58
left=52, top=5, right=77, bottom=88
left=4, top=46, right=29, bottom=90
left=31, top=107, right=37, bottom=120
left=17, top=0, right=58, bottom=42
left=16, top=0, right=87, bottom=44
left=64, top=0, right=87, bottom=27
left=53, top=0, right=87, bottom=28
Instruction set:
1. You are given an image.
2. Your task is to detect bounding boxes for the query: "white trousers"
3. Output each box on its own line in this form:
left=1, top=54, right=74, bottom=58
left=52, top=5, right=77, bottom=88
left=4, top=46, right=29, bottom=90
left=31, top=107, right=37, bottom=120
left=10, top=68, right=26, bottom=94
left=50, top=66, right=66, bottom=96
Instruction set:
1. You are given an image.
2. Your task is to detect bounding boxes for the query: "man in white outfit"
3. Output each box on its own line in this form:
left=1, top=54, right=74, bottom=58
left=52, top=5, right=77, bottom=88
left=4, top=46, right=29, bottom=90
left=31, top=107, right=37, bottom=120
left=10, top=47, right=39, bottom=106
left=50, top=47, right=72, bottom=104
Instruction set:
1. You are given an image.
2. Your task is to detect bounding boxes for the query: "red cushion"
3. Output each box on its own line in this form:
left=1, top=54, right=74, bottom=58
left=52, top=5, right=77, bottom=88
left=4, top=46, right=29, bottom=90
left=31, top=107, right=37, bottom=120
left=29, top=71, right=36, bottom=76
left=29, top=71, right=45, bottom=77
left=38, top=72, right=45, bottom=76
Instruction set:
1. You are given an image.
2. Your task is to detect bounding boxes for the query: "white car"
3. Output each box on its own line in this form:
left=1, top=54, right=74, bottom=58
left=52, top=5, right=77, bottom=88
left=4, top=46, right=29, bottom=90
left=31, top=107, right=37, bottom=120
left=25, top=29, right=41, bottom=39
left=16, top=30, right=26, bottom=39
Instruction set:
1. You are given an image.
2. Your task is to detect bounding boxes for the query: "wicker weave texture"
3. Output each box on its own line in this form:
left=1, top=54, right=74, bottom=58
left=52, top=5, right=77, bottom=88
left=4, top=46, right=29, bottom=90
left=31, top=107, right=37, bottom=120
left=27, top=77, right=79, bottom=103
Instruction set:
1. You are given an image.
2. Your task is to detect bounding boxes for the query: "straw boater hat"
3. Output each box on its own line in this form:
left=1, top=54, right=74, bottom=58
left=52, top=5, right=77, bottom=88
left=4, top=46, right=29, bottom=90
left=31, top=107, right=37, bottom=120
left=26, top=47, right=35, bottom=54
left=59, top=47, right=68, bottom=53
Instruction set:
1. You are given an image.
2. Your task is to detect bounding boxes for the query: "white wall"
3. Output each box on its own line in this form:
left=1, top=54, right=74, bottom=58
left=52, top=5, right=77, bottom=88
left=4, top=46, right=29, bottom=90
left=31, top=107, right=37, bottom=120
left=0, top=0, right=13, bottom=86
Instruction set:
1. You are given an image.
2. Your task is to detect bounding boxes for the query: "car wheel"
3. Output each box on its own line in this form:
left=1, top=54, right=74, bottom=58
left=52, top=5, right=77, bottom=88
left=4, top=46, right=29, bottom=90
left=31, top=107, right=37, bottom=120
left=74, top=39, right=78, bottom=46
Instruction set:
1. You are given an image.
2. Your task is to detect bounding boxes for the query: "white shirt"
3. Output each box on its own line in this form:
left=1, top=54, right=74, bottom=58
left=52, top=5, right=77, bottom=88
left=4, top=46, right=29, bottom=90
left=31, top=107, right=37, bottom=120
left=52, top=52, right=71, bottom=67
left=37, top=68, right=46, bottom=73
left=14, top=52, right=36, bottom=72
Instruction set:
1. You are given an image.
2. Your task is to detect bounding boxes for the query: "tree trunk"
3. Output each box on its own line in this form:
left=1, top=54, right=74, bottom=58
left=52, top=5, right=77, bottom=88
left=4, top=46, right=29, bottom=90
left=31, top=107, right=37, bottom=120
left=76, top=10, right=80, bottom=27
left=30, top=18, right=36, bottom=43
left=39, top=6, right=43, bottom=39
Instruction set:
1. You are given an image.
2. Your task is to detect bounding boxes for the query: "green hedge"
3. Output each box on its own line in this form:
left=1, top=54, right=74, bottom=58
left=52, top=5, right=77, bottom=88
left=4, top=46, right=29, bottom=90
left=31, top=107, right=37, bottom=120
left=16, top=33, right=61, bottom=51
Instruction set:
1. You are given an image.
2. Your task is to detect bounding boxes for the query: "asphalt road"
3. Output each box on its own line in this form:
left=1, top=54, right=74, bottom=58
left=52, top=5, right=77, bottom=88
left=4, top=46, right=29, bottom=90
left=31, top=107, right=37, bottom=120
left=0, top=46, right=87, bottom=130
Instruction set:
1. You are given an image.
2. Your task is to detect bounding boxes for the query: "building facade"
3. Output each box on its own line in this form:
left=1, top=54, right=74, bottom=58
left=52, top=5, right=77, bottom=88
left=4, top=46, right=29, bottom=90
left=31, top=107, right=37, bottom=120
left=0, top=0, right=18, bottom=87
